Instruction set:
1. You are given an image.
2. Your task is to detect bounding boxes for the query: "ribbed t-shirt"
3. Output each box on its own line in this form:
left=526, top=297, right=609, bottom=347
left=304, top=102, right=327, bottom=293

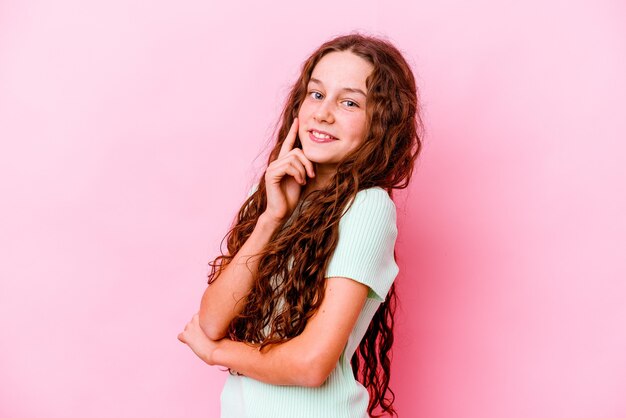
left=219, top=184, right=399, bottom=418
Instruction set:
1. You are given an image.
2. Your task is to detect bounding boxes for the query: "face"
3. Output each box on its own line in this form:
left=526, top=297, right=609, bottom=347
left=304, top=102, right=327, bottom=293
left=297, top=50, right=374, bottom=175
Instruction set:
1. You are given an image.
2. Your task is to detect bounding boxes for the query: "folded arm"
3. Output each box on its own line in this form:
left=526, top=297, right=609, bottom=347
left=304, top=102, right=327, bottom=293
left=210, top=276, right=368, bottom=387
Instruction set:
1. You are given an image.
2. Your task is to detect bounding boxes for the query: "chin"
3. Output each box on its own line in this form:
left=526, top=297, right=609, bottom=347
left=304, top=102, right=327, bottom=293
left=301, top=147, right=318, bottom=161
left=301, top=139, right=341, bottom=162
left=301, top=148, right=330, bottom=164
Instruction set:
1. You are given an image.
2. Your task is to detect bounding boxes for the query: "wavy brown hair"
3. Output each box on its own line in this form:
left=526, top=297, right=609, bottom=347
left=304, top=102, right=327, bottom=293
left=207, top=32, right=423, bottom=417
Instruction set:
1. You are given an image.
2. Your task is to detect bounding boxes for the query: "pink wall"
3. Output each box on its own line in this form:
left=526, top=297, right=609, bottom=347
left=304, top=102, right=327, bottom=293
left=1, top=1, right=624, bottom=417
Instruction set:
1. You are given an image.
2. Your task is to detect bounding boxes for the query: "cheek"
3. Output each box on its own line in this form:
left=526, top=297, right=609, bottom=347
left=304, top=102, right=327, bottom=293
left=298, top=98, right=312, bottom=112
left=298, top=128, right=306, bottom=143
left=349, top=118, right=368, bottom=140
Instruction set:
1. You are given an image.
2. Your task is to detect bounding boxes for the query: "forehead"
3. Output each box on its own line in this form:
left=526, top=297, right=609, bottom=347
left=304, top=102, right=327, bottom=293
left=309, top=51, right=373, bottom=90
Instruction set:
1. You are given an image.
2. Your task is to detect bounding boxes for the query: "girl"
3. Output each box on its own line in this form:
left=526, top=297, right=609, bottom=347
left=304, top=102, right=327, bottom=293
left=178, top=32, right=423, bottom=418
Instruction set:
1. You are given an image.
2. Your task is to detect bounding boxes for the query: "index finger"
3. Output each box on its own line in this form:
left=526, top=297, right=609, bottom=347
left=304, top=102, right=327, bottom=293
left=278, top=117, right=299, bottom=159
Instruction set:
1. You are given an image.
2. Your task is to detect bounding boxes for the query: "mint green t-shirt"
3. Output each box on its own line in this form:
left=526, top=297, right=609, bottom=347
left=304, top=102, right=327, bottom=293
left=220, top=185, right=399, bottom=418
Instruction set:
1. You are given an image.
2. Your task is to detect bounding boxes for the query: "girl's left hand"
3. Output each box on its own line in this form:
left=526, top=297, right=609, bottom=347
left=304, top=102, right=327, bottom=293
left=177, top=313, right=219, bottom=365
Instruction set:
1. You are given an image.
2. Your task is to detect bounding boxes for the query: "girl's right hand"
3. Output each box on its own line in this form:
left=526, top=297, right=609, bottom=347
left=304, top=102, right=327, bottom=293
left=263, top=117, right=316, bottom=224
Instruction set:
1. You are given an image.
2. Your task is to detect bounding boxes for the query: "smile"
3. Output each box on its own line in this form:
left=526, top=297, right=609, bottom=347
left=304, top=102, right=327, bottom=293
left=308, top=130, right=338, bottom=143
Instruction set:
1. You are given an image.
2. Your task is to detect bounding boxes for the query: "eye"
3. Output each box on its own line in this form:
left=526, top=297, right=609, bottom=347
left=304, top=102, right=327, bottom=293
left=307, top=90, right=360, bottom=108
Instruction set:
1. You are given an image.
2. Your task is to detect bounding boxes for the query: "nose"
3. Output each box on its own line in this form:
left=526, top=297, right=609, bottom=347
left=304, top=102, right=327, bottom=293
left=313, top=99, right=335, bottom=124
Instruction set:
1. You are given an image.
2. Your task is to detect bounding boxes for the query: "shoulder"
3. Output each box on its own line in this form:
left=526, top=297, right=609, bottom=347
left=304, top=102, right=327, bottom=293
left=341, top=187, right=396, bottom=222
left=326, top=187, right=400, bottom=302
left=354, top=186, right=394, bottom=205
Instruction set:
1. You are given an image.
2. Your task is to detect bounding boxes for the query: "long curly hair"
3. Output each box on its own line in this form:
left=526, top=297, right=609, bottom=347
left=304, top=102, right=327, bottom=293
left=207, top=32, right=423, bottom=417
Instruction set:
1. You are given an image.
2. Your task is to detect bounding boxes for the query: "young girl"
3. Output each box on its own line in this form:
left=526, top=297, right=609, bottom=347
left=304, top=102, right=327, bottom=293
left=178, top=32, right=423, bottom=418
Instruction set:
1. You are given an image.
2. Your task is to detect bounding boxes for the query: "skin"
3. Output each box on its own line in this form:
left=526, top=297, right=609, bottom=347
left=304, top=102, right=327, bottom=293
left=178, top=50, right=375, bottom=387
left=298, top=50, right=374, bottom=194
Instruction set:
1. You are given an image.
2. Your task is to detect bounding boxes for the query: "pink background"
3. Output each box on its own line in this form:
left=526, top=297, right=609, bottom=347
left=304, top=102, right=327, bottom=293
left=1, top=1, right=625, bottom=417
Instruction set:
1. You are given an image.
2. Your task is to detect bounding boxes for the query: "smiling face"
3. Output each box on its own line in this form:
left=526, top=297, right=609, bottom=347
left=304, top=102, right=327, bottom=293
left=297, top=50, right=374, bottom=182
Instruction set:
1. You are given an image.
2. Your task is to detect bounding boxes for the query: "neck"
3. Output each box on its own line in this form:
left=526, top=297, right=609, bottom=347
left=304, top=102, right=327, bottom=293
left=303, top=163, right=335, bottom=196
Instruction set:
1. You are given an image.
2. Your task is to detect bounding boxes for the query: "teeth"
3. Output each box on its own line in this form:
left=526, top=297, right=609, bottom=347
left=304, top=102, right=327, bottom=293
left=312, top=131, right=333, bottom=139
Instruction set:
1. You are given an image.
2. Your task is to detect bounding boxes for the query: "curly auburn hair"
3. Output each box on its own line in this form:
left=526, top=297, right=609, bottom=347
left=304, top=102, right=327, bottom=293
left=207, top=32, right=423, bottom=417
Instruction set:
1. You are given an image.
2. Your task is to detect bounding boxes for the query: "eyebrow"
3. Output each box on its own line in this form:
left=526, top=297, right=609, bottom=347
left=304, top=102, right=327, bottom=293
left=308, top=77, right=367, bottom=98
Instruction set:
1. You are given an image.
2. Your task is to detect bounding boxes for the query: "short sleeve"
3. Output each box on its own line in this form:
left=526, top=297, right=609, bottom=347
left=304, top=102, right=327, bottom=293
left=325, top=187, right=399, bottom=302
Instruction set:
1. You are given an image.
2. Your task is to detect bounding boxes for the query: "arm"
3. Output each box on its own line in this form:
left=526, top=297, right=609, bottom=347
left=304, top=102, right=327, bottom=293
left=200, top=122, right=314, bottom=341
left=203, top=189, right=396, bottom=385
left=199, top=212, right=281, bottom=341
left=210, top=276, right=369, bottom=387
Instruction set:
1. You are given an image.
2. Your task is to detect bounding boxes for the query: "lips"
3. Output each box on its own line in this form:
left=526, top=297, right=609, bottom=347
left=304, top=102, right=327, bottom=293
left=308, top=130, right=336, bottom=144
left=308, top=129, right=338, bottom=140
